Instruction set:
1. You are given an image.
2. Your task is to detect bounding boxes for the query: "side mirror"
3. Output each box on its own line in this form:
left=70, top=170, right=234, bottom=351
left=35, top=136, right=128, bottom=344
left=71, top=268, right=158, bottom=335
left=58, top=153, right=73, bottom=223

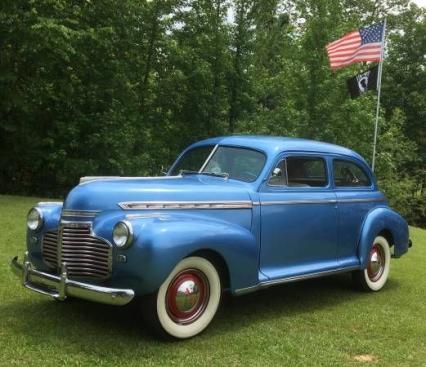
left=272, top=167, right=282, bottom=177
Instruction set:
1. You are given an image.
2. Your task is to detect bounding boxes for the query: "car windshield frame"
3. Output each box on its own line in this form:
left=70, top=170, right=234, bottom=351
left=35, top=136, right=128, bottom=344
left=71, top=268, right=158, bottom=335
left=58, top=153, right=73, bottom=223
left=170, top=144, right=267, bottom=183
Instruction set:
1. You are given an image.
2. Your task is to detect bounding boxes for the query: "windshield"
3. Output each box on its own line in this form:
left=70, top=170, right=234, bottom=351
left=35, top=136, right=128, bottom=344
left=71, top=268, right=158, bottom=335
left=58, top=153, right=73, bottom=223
left=170, top=145, right=266, bottom=182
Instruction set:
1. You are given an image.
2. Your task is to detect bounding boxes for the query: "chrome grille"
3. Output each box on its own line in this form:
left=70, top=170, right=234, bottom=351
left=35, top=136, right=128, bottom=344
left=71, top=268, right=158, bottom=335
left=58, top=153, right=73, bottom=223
left=41, top=223, right=112, bottom=280
left=60, top=224, right=111, bottom=279
left=42, top=230, right=59, bottom=268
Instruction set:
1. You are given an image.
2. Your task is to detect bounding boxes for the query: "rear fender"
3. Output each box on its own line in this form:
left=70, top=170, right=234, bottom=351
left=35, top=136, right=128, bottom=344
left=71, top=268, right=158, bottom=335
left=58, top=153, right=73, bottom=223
left=358, top=206, right=409, bottom=268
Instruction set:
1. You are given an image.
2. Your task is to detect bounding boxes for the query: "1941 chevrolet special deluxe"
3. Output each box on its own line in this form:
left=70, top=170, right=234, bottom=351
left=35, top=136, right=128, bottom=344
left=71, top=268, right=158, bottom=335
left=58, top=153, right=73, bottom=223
left=11, top=136, right=411, bottom=339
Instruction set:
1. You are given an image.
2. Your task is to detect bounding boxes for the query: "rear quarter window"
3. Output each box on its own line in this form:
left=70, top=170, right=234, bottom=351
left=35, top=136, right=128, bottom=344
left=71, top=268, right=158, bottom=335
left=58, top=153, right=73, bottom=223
left=333, top=159, right=371, bottom=187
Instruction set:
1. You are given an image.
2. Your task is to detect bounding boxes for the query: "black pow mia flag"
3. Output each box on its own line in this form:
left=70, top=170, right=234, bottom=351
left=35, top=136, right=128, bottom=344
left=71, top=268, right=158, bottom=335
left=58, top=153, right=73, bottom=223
left=347, top=65, right=378, bottom=99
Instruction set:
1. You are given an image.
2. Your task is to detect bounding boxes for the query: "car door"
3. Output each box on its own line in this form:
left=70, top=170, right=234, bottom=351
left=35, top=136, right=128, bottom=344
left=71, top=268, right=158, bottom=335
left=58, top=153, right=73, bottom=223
left=332, top=157, right=382, bottom=268
left=259, top=154, right=339, bottom=280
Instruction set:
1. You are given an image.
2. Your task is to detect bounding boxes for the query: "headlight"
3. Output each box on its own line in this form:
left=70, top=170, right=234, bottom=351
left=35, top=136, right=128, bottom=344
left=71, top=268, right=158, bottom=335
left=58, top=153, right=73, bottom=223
left=27, top=207, right=43, bottom=230
left=113, top=221, right=133, bottom=248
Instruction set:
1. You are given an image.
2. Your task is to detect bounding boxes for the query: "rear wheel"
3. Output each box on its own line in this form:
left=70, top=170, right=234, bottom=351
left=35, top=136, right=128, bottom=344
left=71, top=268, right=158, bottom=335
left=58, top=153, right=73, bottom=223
left=141, top=256, right=221, bottom=339
left=352, top=236, right=391, bottom=291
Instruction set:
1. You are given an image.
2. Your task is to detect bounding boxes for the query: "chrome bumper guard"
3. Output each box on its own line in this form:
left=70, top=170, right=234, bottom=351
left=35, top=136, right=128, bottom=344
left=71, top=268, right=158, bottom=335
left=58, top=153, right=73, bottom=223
left=11, top=252, right=134, bottom=306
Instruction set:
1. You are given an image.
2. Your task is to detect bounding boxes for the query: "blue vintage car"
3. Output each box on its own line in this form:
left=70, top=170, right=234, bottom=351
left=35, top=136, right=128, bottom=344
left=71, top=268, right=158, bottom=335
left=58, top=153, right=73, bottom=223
left=11, top=136, right=411, bottom=339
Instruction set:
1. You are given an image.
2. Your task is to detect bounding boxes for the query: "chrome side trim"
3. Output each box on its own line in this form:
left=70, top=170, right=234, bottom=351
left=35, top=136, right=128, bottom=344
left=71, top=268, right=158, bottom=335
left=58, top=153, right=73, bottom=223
left=79, top=176, right=182, bottom=184
left=125, top=213, right=170, bottom=220
left=61, top=209, right=101, bottom=218
left=261, top=199, right=337, bottom=205
left=118, top=200, right=253, bottom=210
left=260, top=197, right=386, bottom=206
left=337, top=197, right=387, bottom=203
left=234, top=266, right=360, bottom=295
left=11, top=252, right=134, bottom=306
left=38, top=201, right=63, bottom=206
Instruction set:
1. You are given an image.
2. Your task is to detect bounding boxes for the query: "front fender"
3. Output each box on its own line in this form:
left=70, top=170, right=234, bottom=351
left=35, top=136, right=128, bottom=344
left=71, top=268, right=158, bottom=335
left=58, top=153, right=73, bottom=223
left=358, top=206, right=409, bottom=268
left=113, top=212, right=258, bottom=295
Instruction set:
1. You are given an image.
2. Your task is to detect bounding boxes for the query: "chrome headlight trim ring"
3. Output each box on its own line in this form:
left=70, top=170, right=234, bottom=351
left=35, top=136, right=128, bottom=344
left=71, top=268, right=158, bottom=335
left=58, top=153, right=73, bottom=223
left=27, top=207, right=44, bottom=231
left=113, top=220, right=134, bottom=249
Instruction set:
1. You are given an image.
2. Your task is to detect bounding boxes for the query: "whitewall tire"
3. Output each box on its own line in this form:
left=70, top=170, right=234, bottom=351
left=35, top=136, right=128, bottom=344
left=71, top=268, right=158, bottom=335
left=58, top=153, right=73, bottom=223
left=352, top=236, right=391, bottom=291
left=141, top=256, right=221, bottom=339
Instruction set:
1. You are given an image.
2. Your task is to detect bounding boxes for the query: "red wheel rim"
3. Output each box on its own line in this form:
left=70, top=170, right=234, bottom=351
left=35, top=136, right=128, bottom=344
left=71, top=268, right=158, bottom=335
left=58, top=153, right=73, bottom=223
left=367, top=244, right=385, bottom=282
left=166, top=269, right=210, bottom=324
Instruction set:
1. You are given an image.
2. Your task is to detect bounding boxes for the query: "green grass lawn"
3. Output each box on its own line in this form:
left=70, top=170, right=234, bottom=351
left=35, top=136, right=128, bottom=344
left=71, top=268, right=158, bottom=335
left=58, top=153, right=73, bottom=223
left=1, top=195, right=425, bottom=367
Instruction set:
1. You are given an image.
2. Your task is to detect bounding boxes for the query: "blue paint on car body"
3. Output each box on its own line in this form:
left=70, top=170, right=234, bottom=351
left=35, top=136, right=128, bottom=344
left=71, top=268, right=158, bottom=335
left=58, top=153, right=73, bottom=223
left=24, top=136, right=410, bottom=296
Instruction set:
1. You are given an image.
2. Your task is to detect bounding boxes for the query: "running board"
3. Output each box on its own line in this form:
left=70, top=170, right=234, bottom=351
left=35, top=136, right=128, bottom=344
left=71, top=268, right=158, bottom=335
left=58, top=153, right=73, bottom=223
left=234, top=266, right=360, bottom=295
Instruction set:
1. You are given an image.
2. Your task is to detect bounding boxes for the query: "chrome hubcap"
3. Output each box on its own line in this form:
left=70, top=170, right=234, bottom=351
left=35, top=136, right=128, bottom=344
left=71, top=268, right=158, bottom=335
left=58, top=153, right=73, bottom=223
left=166, top=269, right=210, bottom=324
left=367, top=244, right=385, bottom=282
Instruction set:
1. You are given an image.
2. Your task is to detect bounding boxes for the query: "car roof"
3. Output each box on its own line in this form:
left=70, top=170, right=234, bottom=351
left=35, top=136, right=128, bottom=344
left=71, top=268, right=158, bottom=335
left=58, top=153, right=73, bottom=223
left=190, top=135, right=366, bottom=162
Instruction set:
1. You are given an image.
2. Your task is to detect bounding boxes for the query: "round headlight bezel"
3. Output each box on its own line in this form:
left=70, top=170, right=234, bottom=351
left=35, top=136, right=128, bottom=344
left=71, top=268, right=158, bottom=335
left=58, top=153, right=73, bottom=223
left=113, top=220, right=133, bottom=249
left=27, top=207, right=44, bottom=231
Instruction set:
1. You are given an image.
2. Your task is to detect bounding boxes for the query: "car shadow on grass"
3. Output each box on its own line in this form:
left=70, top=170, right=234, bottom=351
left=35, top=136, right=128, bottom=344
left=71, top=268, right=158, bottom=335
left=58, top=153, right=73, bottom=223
left=215, top=274, right=401, bottom=332
left=1, top=273, right=401, bottom=346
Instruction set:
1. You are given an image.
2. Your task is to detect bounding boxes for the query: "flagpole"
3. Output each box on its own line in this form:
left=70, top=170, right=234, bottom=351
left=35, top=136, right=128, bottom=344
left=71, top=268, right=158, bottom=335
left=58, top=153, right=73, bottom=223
left=371, top=18, right=387, bottom=172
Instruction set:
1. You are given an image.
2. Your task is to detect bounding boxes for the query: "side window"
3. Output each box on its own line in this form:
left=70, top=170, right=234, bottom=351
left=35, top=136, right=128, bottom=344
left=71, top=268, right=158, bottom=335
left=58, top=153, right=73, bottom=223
left=268, top=156, right=327, bottom=187
left=287, top=157, right=327, bottom=187
left=333, top=160, right=371, bottom=187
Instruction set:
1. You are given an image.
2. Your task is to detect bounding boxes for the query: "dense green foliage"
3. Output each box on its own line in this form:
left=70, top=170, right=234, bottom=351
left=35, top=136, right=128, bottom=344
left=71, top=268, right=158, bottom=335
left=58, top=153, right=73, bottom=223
left=0, top=1, right=425, bottom=225
left=1, top=195, right=426, bottom=365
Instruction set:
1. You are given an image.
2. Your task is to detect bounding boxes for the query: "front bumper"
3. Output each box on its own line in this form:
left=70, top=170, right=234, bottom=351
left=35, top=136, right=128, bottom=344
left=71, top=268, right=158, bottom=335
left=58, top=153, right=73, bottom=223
left=11, top=252, right=135, bottom=306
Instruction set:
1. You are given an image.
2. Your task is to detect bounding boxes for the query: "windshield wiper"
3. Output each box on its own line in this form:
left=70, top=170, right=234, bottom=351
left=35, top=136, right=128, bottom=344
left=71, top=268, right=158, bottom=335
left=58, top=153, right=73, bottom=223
left=179, top=170, right=229, bottom=179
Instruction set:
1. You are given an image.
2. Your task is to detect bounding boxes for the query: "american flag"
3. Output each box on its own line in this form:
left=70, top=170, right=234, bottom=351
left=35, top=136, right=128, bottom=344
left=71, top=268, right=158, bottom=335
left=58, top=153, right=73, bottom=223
left=326, top=23, right=384, bottom=70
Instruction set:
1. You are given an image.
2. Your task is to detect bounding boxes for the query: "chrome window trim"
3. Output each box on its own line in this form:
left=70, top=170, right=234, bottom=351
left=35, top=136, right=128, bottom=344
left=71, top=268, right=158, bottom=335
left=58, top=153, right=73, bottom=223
left=267, top=158, right=288, bottom=187
left=198, top=144, right=219, bottom=173
left=234, top=266, right=360, bottom=295
left=118, top=200, right=253, bottom=210
left=265, top=155, right=330, bottom=189
left=332, top=158, right=372, bottom=189
left=172, top=144, right=267, bottom=182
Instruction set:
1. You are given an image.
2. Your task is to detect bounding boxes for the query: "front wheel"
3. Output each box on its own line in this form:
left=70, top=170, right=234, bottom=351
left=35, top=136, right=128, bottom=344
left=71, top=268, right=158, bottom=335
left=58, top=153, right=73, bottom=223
left=141, top=256, right=221, bottom=339
left=352, top=236, right=391, bottom=291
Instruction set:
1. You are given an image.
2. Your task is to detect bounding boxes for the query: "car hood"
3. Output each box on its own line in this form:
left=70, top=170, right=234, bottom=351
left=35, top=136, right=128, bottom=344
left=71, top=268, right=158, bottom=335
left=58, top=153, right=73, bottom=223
left=63, top=176, right=253, bottom=211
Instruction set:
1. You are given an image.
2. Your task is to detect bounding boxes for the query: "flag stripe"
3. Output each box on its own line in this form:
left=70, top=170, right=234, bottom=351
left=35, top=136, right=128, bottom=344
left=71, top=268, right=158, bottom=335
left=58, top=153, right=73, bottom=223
left=329, top=46, right=382, bottom=62
left=331, top=56, right=382, bottom=69
left=329, top=45, right=382, bottom=59
left=331, top=56, right=381, bottom=67
left=328, top=43, right=380, bottom=56
left=328, top=40, right=361, bottom=52
left=332, top=58, right=381, bottom=69
left=331, top=56, right=381, bottom=66
left=326, top=31, right=359, bottom=49
left=327, top=35, right=361, bottom=51
left=326, top=23, right=384, bottom=69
